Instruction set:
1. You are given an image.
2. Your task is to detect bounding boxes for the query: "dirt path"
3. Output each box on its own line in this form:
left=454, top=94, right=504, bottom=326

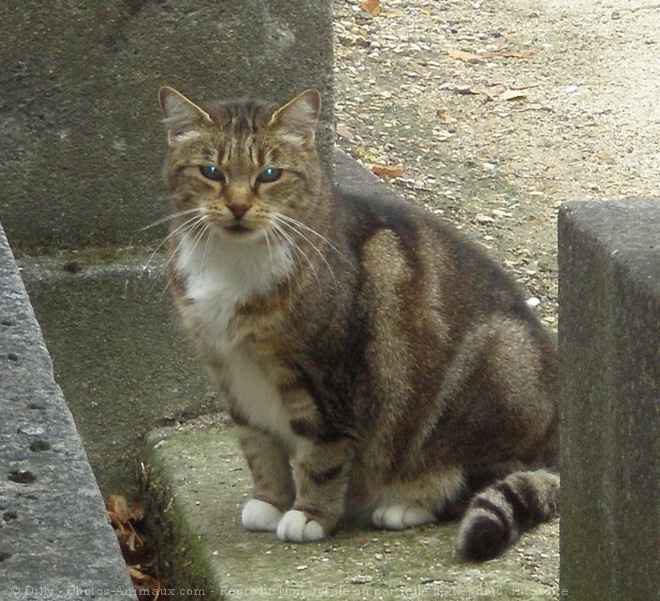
left=333, top=0, right=660, bottom=326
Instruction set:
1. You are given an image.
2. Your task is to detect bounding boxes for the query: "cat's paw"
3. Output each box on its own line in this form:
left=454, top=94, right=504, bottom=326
left=276, top=510, right=326, bottom=542
left=372, top=504, right=436, bottom=530
left=242, top=499, right=283, bottom=532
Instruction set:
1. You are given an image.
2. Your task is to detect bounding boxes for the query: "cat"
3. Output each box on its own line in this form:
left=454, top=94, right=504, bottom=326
left=158, top=86, right=559, bottom=561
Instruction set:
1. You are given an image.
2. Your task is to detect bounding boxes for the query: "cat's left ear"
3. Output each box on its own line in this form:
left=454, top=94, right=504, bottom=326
left=269, top=89, right=321, bottom=149
left=159, top=86, right=213, bottom=144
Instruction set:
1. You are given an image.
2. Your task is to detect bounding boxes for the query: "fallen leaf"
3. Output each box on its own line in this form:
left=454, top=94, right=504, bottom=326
left=106, top=494, right=165, bottom=598
left=455, top=86, right=479, bottom=96
left=359, top=0, right=381, bottom=16
left=336, top=124, right=355, bottom=141
left=435, top=109, right=456, bottom=123
left=447, top=49, right=483, bottom=63
left=372, top=163, right=404, bottom=178
left=129, top=565, right=159, bottom=589
left=106, top=495, right=133, bottom=524
left=447, top=48, right=536, bottom=62
left=597, top=150, right=616, bottom=164
left=130, top=498, right=145, bottom=522
left=510, top=82, right=540, bottom=91
left=488, top=48, right=536, bottom=58
left=499, top=89, right=528, bottom=101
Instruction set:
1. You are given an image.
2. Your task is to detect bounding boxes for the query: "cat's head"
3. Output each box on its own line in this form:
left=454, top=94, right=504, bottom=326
left=159, top=87, right=322, bottom=241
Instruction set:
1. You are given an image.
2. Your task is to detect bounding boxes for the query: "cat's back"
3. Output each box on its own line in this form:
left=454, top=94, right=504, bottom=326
left=333, top=188, right=538, bottom=330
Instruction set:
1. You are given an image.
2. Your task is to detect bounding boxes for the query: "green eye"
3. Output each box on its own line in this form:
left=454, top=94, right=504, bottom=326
left=200, top=165, right=225, bottom=182
left=256, top=167, right=283, bottom=184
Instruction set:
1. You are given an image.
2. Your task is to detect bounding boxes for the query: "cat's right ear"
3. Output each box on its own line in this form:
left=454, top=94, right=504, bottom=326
left=158, top=87, right=213, bottom=144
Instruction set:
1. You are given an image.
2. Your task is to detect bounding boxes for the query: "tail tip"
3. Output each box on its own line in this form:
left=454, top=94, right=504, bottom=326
left=456, top=514, right=509, bottom=562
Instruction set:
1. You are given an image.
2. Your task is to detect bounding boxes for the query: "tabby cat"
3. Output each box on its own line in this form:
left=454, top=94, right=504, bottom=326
left=158, top=86, right=559, bottom=561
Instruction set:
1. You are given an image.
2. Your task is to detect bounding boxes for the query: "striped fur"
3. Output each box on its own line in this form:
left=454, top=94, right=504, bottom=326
left=158, top=87, right=560, bottom=559
left=456, top=471, right=560, bottom=561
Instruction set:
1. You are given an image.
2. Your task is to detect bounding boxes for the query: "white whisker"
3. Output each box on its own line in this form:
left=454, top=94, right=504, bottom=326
left=140, top=207, right=202, bottom=231
left=273, top=215, right=339, bottom=293
left=140, top=209, right=205, bottom=288
left=271, top=220, right=321, bottom=291
left=276, top=213, right=351, bottom=268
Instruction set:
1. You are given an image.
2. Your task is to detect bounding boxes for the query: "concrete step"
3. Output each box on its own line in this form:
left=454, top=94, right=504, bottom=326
left=142, top=423, right=561, bottom=601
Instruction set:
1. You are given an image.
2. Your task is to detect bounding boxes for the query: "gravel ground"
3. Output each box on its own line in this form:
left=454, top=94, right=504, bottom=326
left=333, top=0, right=660, bottom=328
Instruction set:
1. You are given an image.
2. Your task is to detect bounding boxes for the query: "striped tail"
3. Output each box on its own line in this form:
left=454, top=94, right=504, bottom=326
left=455, top=470, right=560, bottom=561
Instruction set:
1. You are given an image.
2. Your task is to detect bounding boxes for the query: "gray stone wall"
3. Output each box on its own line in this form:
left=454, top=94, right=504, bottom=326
left=558, top=199, right=660, bottom=601
left=0, top=0, right=333, bottom=254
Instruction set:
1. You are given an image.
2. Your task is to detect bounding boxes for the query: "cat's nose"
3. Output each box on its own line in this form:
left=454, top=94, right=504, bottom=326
left=228, top=203, right=251, bottom=219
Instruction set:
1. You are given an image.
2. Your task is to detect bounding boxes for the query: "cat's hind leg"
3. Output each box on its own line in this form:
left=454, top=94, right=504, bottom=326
left=372, top=504, right=436, bottom=530
left=367, top=467, right=465, bottom=532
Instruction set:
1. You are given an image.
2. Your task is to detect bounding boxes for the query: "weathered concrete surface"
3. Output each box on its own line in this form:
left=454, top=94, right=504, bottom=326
left=18, top=251, right=214, bottom=497
left=558, top=199, right=660, bottom=601
left=143, top=425, right=562, bottom=601
left=0, top=224, right=136, bottom=600
left=0, top=0, right=333, bottom=254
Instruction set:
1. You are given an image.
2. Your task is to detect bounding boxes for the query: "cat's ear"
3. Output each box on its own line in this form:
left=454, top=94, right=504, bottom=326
left=158, top=86, right=213, bottom=144
left=269, top=89, right=321, bottom=149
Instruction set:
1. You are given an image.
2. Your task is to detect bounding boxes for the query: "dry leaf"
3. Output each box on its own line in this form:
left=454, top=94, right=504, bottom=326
left=336, top=124, right=355, bottom=141
left=435, top=109, right=456, bottom=123
left=510, top=82, right=540, bottom=91
left=372, top=163, right=404, bottom=178
left=489, top=49, right=536, bottom=58
left=455, top=86, right=479, bottom=96
left=130, top=498, right=145, bottom=522
left=597, top=150, right=615, bottom=164
left=499, top=89, right=528, bottom=101
left=447, top=49, right=483, bottom=63
left=106, top=495, right=132, bottom=522
left=359, top=0, right=381, bottom=16
left=448, top=48, right=536, bottom=62
left=106, top=494, right=164, bottom=598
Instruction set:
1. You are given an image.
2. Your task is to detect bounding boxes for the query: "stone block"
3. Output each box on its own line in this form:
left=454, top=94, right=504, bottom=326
left=0, top=223, right=135, bottom=599
left=0, top=0, right=333, bottom=253
left=558, top=199, right=660, bottom=601
left=19, top=251, right=214, bottom=497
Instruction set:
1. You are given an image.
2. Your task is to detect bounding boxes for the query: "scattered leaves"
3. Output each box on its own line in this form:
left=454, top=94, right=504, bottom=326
left=106, top=495, right=168, bottom=600
left=371, top=163, right=404, bottom=178
left=359, top=0, right=381, bottom=16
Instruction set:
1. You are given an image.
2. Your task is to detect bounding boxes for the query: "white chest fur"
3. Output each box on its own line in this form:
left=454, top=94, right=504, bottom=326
left=175, top=231, right=293, bottom=350
left=174, top=231, right=297, bottom=445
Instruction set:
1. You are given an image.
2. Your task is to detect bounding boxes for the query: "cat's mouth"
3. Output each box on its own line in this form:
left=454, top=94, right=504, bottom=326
left=224, top=223, right=253, bottom=234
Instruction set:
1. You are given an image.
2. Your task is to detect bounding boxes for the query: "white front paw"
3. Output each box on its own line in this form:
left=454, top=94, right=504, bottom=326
left=276, top=510, right=325, bottom=542
left=242, top=499, right=283, bottom=532
left=372, top=503, right=436, bottom=530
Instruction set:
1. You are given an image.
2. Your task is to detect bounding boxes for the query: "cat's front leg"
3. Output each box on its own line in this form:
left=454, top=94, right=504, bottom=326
left=236, top=425, right=295, bottom=532
left=277, top=437, right=353, bottom=543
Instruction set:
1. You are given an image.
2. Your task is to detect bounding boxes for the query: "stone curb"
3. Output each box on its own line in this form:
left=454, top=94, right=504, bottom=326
left=0, top=223, right=136, bottom=600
